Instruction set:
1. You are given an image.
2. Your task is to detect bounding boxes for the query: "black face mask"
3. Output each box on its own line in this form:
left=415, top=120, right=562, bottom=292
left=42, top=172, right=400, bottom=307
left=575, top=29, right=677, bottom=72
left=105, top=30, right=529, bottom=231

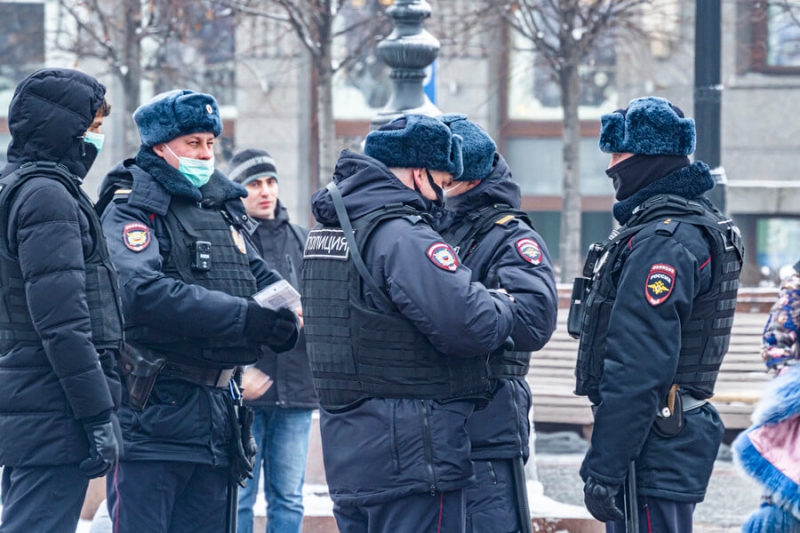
left=606, top=154, right=691, bottom=201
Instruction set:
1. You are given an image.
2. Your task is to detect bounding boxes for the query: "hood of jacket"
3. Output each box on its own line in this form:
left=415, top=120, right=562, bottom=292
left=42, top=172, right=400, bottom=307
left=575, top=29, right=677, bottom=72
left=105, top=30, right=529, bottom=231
left=444, top=153, right=521, bottom=218
left=311, top=150, right=433, bottom=225
left=5, top=68, right=105, bottom=179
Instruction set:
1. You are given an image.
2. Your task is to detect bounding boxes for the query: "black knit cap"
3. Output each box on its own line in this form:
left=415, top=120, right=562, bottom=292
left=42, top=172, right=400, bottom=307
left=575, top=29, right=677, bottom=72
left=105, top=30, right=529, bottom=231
left=227, top=148, right=278, bottom=185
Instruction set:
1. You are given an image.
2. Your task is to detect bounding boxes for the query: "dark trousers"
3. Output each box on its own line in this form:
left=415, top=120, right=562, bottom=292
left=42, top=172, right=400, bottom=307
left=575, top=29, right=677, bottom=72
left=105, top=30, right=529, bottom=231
left=333, top=490, right=466, bottom=533
left=106, top=460, right=230, bottom=533
left=606, top=496, right=695, bottom=533
left=0, top=464, right=89, bottom=533
left=464, top=459, right=523, bottom=533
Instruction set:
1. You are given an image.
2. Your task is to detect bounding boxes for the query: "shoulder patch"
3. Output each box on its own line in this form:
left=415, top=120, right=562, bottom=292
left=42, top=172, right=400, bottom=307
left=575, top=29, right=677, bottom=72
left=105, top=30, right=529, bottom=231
left=426, top=242, right=459, bottom=272
left=123, top=223, right=151, bottom=252
left=516, top=238, right=542, bottom=265
left=304, top=228, right=349, bottom=260
left=645, top=263, right=676, bottom=306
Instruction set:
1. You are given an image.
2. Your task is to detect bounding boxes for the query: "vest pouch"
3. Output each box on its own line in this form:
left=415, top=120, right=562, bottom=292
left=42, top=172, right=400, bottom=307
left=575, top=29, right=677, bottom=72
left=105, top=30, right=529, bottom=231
left=567, top=277, right=591, bottom=339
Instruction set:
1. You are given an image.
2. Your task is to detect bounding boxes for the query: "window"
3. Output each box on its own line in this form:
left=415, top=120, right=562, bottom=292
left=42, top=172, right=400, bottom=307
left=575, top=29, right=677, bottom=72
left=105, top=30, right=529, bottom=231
left=0, top=2, right=45, bottom=120
left=751, top=1, right=800, bottom=72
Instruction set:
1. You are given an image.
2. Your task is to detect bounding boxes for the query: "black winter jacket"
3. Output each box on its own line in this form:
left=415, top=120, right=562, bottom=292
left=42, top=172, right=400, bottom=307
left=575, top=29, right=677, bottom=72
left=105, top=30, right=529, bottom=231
left=98, top=153, right=282, bottom=465
left=441, top=155, right=558, bottom=462
left=309, top=150, right=515, bottom=506
left=0, top=69, right=120, bottom=467
left=247, top=201, right=318, bottom=409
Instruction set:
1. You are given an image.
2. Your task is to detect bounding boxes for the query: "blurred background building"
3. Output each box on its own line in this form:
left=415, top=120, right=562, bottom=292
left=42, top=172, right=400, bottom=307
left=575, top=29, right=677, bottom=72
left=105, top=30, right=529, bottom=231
left=1, top=0, right=799, bottom=285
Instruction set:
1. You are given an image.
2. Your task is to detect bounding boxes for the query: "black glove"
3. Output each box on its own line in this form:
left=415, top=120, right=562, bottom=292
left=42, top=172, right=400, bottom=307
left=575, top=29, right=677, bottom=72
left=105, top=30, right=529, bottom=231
left=229, top=404, right=257, bottom=488
left=80, top=415, right=120, bottom=479
left=583, top=477, right=624, bottom=523
left=244, top=303, right=298, bottom=354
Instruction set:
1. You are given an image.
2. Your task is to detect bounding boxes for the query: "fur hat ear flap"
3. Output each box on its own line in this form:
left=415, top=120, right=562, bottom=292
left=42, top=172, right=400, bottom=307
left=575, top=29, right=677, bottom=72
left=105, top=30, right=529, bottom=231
left=449, top=134, right=464, bottom=180
left=742, top=501, right=800, bottom=533
left=599, top=112, right=626, bottom=153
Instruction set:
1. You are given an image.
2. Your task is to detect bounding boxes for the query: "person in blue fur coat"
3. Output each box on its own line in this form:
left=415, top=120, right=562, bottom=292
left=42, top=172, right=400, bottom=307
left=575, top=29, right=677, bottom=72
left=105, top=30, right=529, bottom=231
left=734, top=262, right=800, bottom=532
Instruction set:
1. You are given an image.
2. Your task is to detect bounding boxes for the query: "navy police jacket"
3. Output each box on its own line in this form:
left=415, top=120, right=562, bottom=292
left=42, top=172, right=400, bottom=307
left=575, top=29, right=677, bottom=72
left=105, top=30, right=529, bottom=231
left=580, top=164, right=729, bottom=503
left=99, top=152, right=281, bottom=466
left=309, top=150, right=515, bottom=506
left=0, top=69, right=121, bottom=467
left=441, top=154, right=558, bottom=462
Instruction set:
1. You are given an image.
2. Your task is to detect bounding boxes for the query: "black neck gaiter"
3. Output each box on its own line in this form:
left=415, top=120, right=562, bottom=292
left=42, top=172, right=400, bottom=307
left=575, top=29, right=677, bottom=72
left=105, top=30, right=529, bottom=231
left=606, top=154, right=691, bottom=201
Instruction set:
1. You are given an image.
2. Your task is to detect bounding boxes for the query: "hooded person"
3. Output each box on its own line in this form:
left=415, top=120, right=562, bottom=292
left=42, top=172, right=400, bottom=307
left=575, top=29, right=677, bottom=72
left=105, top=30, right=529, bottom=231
left=570, top=96, right=744, bottom=533
left=226, top=148, right=319, bottom=533
left=97, top=89, right=299, bottom=533
left=301, top=114, right=517, bottom=533
left=0, top=68, right=124, bottom=533
left=437, top=113, right=558, bottom=533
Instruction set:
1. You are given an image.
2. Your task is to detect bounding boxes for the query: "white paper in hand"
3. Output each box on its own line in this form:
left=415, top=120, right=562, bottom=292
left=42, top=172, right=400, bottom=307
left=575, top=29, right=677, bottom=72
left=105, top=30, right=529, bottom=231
left=253, top=280, right=302, bottom=311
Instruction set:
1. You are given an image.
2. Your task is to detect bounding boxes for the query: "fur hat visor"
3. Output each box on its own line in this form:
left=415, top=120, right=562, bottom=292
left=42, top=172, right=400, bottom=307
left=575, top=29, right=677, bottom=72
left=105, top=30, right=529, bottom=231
left=364, top=114, right=464, bottom=179
left=440, top=113, right=497, bottom=182
left=134, top=89, right=223, bottom=147
left=599, top=96, right=696, bottom=156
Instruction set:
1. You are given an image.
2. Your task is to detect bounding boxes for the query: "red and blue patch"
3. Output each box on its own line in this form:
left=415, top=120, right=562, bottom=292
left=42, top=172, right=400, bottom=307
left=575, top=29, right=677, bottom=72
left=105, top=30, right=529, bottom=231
left=516, top=238, right=542, bottom=265
left=426, top=242, right=459, bottom=272
left=645, top=263, right=676, bottom=306
left=123, top=223, right=151, bottom=252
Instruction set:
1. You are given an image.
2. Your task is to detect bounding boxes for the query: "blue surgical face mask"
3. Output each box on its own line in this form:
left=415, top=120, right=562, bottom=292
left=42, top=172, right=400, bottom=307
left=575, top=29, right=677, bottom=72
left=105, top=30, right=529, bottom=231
left=165, top=144, right=215, bottom=188
left=83, top=131, right=104, bottom=153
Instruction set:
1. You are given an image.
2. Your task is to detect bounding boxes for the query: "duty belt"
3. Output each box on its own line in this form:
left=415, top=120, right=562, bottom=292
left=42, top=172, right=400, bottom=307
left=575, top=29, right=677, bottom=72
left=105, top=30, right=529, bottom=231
left=160, top=361, right=235, bottom=388
left=590, top=393, right=707, bottom=417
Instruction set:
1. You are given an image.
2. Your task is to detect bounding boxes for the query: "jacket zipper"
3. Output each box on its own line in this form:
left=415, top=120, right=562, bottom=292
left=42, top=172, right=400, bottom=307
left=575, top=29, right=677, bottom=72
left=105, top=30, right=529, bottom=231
left=286, top=253, right=299, bottom=289
left=419, top=400, right=437, bottom=495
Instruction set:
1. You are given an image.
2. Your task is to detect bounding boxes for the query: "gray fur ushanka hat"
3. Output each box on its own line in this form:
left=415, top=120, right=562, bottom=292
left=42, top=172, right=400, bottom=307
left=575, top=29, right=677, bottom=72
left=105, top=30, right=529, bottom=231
left=599, top=96, right=695, bottom=156
left=133, top=89, right=223, bottom=147
left=364, top=114, right=464, bottom=179
left=440, top=113, right=497, bottom=182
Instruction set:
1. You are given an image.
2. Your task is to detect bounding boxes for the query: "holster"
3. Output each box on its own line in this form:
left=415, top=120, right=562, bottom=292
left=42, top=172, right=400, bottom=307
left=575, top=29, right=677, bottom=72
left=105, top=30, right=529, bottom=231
left=119, top=344, right=165, bottom=412
left=653, top=385, right=684, bottom=438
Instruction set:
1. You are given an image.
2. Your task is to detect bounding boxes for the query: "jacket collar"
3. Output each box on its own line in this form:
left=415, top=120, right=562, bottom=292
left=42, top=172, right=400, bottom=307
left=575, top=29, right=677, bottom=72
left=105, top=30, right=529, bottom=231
left=613, top=161, right=715, bottom=225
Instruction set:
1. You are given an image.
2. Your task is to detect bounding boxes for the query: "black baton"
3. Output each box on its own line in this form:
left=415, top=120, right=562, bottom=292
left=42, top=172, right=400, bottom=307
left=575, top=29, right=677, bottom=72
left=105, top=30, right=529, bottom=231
left=623, top=460, right=639, bottom=533
left=512, top=456, right=533, bottom=533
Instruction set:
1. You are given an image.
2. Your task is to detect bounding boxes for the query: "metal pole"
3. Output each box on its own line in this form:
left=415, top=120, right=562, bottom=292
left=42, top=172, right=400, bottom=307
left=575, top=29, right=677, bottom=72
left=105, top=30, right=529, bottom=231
left=371, top=0, right=441, bottom=129
left=694, top=0, right=726, bottom=214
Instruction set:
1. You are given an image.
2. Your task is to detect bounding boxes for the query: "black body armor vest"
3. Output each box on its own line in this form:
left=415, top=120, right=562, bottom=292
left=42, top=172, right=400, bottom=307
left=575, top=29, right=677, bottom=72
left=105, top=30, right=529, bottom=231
left=125, top=195, right=259, bottom=367
left=573, top=195, right=744, bottom=405
left=302, top=204, right=490, bottom=411
left=0, top=162, right=124, bottom=353
left=440, top=204, right=533, bottom=379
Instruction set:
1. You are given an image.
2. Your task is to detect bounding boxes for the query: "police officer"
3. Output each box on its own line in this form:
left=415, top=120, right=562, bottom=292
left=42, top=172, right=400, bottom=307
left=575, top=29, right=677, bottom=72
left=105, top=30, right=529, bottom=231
left=302, top=114, right=517, bottom=533
left=0, top=69, right=123, bottom=533
left=438, top=115, right=558, bottom=532
left=571, top=97, right=744, bottom=532
left=98, top=90, right=299, bottom=533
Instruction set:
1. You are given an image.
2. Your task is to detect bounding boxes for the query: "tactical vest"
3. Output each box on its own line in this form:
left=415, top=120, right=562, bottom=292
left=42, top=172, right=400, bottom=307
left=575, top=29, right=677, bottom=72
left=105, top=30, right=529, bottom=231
left=439, top=204, right=534, bottom=379
left=0, top=161, right=124, bottom=353
left=573, top=195, right=744, bottom=405
left=302, top=203, right=490, bottom=411
left=124, top=194, right=259, bottom=367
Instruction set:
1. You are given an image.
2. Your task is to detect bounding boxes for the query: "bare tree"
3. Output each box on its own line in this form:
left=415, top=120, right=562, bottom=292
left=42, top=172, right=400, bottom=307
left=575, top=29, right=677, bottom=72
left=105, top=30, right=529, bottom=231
left=218, top=0, right=390, bottom=188
left=498, top=0, right=660, bottom=281
left=52, top=0, right=237, bottom=157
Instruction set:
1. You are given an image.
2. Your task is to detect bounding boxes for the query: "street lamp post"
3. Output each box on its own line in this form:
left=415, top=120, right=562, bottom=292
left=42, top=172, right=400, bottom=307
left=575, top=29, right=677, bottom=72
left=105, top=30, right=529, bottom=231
left=694, top=0, right=726, bottom=214
left=371, top=0, right=441, bottom=128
